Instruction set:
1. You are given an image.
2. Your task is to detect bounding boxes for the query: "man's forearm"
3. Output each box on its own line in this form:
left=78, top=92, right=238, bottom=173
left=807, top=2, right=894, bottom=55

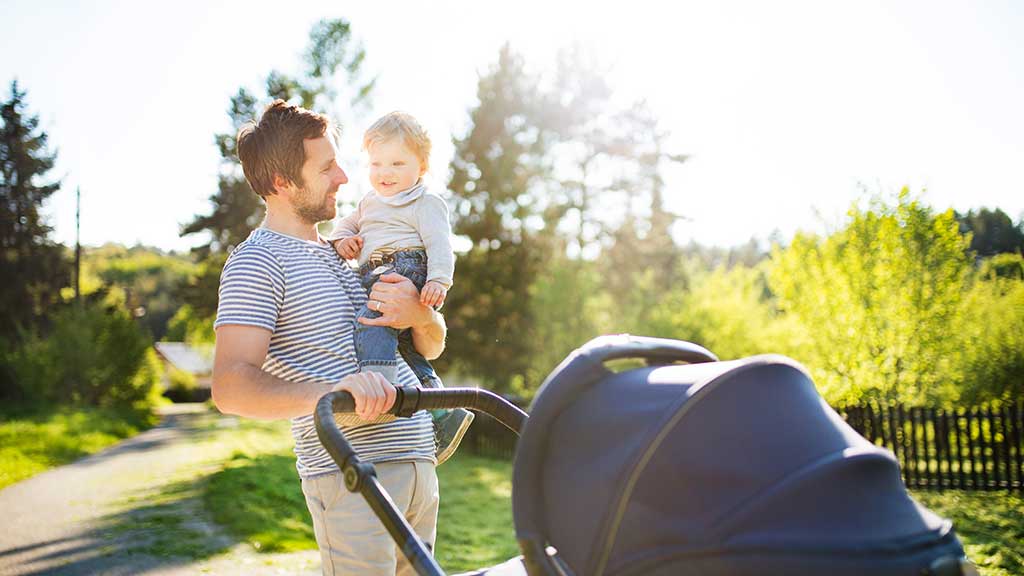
left=212, top=362, right=330, bottom=420
left=411, top=307, right=447, bottom=360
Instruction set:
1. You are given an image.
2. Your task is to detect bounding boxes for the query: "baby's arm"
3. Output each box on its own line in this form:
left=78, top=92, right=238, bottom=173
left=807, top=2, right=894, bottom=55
left=327, top=199, right=364, bottom=260
left=416, top=193, right=455, bottom=305
left=334, top=236, right=364, bottom=260
left=420, top=281, right=448, bottom=308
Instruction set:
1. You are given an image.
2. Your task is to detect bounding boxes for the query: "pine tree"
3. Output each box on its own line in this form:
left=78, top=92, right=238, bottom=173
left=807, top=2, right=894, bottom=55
left=438, top=45, right=554, bottom=393
left=179, top=19, right=374, bottom=318
left=0, top=80, right=69, bottom=342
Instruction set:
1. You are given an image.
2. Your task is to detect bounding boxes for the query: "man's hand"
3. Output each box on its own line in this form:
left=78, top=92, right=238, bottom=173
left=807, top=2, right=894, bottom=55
left=420, top=280, right=448, bottom=308
left=360, top=273, right=434, bottom=330
left=332, top=371, right=396, bottom=421
left=334, top=236, right=363, bottom=260
left=360, top=273, right=446, bottom=360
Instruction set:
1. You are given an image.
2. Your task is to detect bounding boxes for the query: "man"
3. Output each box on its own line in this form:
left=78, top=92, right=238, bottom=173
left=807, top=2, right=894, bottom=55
left=212, top=100, right=445, bottom=575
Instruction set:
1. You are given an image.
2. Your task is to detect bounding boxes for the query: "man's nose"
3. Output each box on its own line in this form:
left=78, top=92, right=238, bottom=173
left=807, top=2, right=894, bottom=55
left=334, top=166, right=349, bottom=185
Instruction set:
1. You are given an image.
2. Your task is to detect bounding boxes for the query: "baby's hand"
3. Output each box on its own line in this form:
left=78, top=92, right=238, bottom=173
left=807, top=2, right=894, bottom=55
left=334, top=236, right=363, bottom=260
left=420, top=281, right=448, bottom=308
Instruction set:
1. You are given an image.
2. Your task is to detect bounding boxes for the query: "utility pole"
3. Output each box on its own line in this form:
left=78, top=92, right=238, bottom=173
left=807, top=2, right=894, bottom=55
left=75, top=186, right=81, bottom=306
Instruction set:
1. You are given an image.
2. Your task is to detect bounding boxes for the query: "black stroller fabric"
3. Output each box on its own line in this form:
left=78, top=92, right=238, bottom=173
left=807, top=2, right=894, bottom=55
left=507, top=339, right=966, bottom=576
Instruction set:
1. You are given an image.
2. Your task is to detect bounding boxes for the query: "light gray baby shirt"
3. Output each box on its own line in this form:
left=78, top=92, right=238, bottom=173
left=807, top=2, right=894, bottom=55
left=328, top=181, right=455, bottom=288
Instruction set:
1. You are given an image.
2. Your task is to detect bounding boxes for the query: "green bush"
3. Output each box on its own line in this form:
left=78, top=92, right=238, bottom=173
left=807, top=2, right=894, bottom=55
left=0, top=301, right=164, bottom=413
left=164, top=304, right=215, bottom=345
left=956, top=275, right=1024, bottom=403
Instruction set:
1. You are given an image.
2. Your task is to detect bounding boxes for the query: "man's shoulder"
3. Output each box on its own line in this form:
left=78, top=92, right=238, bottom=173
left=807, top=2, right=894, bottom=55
left=228, top=231, right=276, bottom=259
left=222, top=230, right=290, bottom=276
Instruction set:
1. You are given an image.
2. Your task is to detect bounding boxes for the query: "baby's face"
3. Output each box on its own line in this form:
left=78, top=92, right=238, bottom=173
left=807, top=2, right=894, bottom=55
left=367, top=138, right=424, bottom=197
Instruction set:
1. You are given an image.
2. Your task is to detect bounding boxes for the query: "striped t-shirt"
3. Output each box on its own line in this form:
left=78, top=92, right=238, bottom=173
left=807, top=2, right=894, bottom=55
left=214, top=227, right=435, bottom=478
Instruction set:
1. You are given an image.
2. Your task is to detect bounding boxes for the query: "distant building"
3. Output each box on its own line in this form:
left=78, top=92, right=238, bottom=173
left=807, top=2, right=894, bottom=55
left=153, top=342, right=214, bottom=399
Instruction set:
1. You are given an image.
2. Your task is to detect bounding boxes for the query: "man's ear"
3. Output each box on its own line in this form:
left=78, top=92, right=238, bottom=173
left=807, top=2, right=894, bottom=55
left=271, top=173, right=293, bottom=196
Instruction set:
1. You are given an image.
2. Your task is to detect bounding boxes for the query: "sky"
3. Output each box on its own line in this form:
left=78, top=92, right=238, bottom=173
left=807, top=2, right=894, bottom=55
left=1, top=0, right=1022, bottom=252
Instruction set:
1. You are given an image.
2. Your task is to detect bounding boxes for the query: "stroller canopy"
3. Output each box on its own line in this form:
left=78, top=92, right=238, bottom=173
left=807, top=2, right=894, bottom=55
left=510, top=336, right=965, bottom=576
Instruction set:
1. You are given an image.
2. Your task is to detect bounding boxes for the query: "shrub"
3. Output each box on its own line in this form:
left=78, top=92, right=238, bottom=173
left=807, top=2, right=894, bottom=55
left=0, top=301, right=164, bottom=414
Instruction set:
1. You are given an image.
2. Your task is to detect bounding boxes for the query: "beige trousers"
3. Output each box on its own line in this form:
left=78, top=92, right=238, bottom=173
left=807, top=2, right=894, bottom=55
left=301, top=461, right=439, bottom=576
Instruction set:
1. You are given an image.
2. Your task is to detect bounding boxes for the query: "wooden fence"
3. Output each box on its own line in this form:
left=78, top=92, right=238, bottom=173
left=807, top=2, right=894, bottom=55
left=837, top=402, right=1024, bottom=492
left=461, top=399, right=1024, bottom=492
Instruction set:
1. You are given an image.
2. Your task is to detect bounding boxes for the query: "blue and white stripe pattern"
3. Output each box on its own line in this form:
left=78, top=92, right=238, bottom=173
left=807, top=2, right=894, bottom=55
left=215, top=228, right=435, bottom=478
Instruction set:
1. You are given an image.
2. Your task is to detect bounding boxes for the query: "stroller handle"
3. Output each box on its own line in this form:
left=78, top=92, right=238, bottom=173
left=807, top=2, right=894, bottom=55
left=579, top=334, right=718, bottom=365
left=314, top=386, right=528, bottom=576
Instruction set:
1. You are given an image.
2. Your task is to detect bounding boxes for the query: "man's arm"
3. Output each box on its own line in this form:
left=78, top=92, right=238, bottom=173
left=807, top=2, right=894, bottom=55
left=213, top=324, right=396, bottom=420
left=359, top=273, right=447, bottom=360
left=410, top=306, right=447, bottom=360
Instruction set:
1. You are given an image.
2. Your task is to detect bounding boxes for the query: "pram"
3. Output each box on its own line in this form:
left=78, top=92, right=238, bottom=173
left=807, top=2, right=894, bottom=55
left=314, top=335, right=977, bottom=576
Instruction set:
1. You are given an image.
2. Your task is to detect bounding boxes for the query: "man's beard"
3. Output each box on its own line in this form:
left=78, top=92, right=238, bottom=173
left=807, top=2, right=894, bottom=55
left=292, top=185, right=336, bottom=224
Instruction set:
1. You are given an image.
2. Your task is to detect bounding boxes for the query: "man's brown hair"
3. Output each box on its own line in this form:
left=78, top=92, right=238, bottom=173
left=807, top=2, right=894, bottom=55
left=236, top=100, right=332, bottom=197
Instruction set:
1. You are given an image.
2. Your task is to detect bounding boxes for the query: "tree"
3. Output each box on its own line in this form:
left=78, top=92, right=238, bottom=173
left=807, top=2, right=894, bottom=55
left=0, top=80, right=69, bottom=343
left=179, top=19, right=375, bottom=325
left=956, top=207, right=1024, bottom=258
left=438, top=45, right=554, bottom=392
left=182, top=19, right=375, bottom=256
left=956, top=265, right=1024, bottom=403
left=768, top=189, right=971, bottom=405
left=82, top=244, right=196, bottom=340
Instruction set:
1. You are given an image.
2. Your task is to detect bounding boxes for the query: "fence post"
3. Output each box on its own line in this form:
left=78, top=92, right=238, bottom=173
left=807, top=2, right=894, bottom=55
left=952, top=407, right=964, bottom=490
left=999, top=404, right=1012, bottom=491
left=913, top=403, right=921, bottom=487
left=1013, top=400, right=1024, bottom=492
left=939, top=409, right=952, bottom=490
left=987, top=405, right=1001, bottom=490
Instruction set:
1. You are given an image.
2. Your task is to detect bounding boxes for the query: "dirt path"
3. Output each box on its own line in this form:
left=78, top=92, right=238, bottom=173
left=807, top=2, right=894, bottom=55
left=0, top=404, right=320, bottom=576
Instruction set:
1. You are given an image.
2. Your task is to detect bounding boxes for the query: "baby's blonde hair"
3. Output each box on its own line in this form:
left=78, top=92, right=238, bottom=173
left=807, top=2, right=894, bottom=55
left=363, top=111, right=432, bottom=172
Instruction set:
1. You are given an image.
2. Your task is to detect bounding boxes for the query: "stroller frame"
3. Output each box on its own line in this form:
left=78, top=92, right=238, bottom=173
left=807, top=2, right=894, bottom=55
left=315, top=385, right=528, bottom=576
left=314, top=335, right=977, bottom=576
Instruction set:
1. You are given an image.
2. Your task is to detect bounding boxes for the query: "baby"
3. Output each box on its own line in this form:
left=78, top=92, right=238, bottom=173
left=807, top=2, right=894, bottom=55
left=329, top=111, right=473, bottom=464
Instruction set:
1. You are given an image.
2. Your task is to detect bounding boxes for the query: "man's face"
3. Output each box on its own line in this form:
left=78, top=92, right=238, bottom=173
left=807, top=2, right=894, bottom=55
left=367, top=137, right=424, bottom=197
left=290, top=136, right=348, bottom=224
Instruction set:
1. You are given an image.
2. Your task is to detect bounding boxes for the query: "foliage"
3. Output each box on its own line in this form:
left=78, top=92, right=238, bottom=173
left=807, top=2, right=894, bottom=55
left=164, top=303, right=216, bottom=345
left=647, top=261, right=797, bottom=361
left=525, top=255, right=611, bottom=391
left=79, top=244, right=195, bottom=340
left=768, top=189, right=971, bottom=405
left=178, top=18, right=375, bottom=334
left=166, top=364, right=198, bottom=393
left=913, top=490, right=1024, bottom=576
left=0, top=405, right=153, bottom=489
left=439, top=45, right=553, bottom=393
left=0, top=80, right=69, bottom=344
left=441, top=46, right=691, bottom=394
left=182, top=18, right=374, bottom=257
left=0, top=299, right=165, bottom=411
left=955, top=271, right=1024, bottom=403
left=957, top=207, right=1024, bottom=258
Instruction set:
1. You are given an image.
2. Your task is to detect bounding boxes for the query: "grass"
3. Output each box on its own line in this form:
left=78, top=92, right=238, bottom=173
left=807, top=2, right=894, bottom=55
left=204, top=451, right=316, bottom=553
left=435, top=455, right=518, bottom=572
left=202, top=443, right=519, bottom=573
left=0, top=404, right=154, bottom=489
left=911, top=490, right=1024, bottom=576
left=16, top=405, right=1009, bottom=575
left=200, top=435, right=1022, bottom=575
left=95, top=410, right=296, bottom=561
